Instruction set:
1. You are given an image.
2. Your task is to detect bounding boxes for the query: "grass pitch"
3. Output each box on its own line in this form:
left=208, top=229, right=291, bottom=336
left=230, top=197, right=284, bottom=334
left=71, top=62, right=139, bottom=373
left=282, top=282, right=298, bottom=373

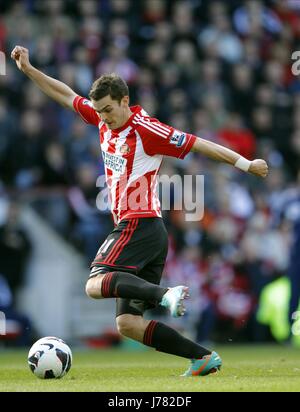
left=0, top=345, right=300, bottom=392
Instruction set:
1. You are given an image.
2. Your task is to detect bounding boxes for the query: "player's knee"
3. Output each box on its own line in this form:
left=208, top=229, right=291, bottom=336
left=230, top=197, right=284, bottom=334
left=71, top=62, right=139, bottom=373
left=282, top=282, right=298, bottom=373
left=116, top=315, right=138, bottom=338
left=85, top=277, right=103, bottom=299
left=85, top=267, right=108, bottom=299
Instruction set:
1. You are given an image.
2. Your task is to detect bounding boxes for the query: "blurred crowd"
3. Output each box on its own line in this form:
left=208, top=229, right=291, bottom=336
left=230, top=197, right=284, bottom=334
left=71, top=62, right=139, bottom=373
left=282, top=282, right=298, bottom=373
left=1, top=0, right=300, bottom=343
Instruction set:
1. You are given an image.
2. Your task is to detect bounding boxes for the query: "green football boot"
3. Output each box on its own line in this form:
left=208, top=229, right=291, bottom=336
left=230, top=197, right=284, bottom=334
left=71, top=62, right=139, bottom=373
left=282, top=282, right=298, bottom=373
left=181, top=351, right=222, bottom=377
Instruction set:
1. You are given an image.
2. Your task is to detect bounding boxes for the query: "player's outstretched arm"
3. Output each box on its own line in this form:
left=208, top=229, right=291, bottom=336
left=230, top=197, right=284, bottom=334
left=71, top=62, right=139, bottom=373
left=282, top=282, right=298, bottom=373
left=191, top=137, right=268, bottom=178
left=11, top=45, right=77, bottom=111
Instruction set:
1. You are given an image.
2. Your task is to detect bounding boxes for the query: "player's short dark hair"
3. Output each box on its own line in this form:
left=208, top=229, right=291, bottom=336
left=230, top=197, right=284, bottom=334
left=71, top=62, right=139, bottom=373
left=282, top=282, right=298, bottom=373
left=88, top=74, right=129, bottom=102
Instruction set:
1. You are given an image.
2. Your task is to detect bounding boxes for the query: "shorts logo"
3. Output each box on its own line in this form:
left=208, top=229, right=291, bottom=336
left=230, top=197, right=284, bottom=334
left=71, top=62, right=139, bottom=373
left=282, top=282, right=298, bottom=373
left=83, top=99, right=93, bottom=108
left=120, top=143, right=130, bottom=155
left=170, top=130, right=186, bottom=147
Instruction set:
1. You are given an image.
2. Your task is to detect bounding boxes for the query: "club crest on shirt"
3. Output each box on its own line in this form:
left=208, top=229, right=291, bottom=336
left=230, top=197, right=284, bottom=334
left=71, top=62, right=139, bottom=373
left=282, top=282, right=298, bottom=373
left=120, top=143, right=130, bottom=155
left=170, top=130, right=186, bottom=147
left=83, top=99, right=93, bottom=108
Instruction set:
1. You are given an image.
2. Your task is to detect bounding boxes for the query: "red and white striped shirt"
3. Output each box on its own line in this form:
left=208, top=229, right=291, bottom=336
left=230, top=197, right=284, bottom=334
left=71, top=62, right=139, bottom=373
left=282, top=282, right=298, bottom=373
left=73, top=96, right=196, bottom=224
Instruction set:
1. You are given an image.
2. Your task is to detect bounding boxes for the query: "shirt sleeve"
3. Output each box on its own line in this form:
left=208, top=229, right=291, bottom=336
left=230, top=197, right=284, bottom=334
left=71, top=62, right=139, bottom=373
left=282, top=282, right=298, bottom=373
left=73, top=95, right=100, bottom=127
left=137, top=118, right=197, bottom=159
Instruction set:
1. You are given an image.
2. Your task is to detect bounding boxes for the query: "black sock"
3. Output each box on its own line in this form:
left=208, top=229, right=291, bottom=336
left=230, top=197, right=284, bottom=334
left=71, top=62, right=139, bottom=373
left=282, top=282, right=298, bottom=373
left=143, top=321, right=211, bottom=359
left=101, top=271, right=168, bottom=302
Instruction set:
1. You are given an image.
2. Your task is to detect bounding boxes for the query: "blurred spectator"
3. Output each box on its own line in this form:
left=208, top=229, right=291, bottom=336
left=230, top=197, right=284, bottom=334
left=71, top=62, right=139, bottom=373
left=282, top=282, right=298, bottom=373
left=217, top=112, right=257, bottom=159
left=230, top=63, right=255, bottom=117
left=40, top=141, right=69, bottom=186
left=0, top=274, right=33, bottom=347
left=142, top=0, right=167, bottom=24
left=0, top=200, right=31, bottom=299
left=189, top=58, right=230, bottom=107
left=199, top=7, right=243, bottom=63
left=288, top=129, right=300, bottom=176
left=274, top=0, right=300, bottom=39
left=68, top=163, right=113, bottom=262
left=10, top=109, right=46, bottom=189
left=278, top=180, right=300, bottom=328
left=233, top=0, right=282, bottom=37
left=288, top=215, right=300, bottom=328
left=96, top=44, right=139, bottom=84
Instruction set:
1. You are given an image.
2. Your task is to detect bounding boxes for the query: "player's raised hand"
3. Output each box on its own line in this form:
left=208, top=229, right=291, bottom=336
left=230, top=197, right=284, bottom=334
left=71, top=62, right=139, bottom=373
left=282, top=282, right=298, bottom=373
left=11, top=46, right=31, bottom=72
left=249, top=159, right=269, bottom=178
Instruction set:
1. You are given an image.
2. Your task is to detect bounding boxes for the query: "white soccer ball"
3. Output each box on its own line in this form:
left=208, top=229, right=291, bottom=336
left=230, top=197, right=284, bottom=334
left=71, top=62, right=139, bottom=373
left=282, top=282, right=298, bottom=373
left=28, top=336, right=72, bottom=379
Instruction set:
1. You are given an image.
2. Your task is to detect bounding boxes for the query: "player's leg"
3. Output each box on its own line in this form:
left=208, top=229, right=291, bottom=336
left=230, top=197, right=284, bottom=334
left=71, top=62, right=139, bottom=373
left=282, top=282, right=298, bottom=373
left=85, top=267, right=188, bottom=317
left=116, top=314, right=150, bottom=342
left=132, top=258, right=221, bottom=376
left=115, top=303, right=222, bottom=376
left=116, top=312, right=211, bottom=357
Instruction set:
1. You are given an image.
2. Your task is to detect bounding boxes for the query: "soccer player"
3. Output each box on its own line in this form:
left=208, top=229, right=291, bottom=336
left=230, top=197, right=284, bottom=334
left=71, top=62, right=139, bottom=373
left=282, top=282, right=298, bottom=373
left=11, top=45, right=268, bottom=377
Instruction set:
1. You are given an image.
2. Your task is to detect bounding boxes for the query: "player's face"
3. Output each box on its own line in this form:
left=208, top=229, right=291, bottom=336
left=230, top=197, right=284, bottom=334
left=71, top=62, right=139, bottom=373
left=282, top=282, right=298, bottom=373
left=92, top=95, right=130, bottom=130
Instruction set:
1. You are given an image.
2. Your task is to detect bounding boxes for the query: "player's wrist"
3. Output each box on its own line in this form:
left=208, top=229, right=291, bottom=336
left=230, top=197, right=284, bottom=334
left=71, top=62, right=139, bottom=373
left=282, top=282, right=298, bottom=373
left=22, top=63, right=34, bottom=76
left=234, top=157, right=251, bottom=172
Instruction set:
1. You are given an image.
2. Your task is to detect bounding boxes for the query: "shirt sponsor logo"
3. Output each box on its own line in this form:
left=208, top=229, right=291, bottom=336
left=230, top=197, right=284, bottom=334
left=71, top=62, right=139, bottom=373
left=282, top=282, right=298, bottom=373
left=170, top=130, right=186, bottom=147
left=102, top=151, right=127, bottom=175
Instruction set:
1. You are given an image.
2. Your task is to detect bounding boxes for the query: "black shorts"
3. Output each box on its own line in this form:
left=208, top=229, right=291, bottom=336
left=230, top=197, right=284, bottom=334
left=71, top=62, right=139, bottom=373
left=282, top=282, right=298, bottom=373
left=90, top=217, right=168, bottom=317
